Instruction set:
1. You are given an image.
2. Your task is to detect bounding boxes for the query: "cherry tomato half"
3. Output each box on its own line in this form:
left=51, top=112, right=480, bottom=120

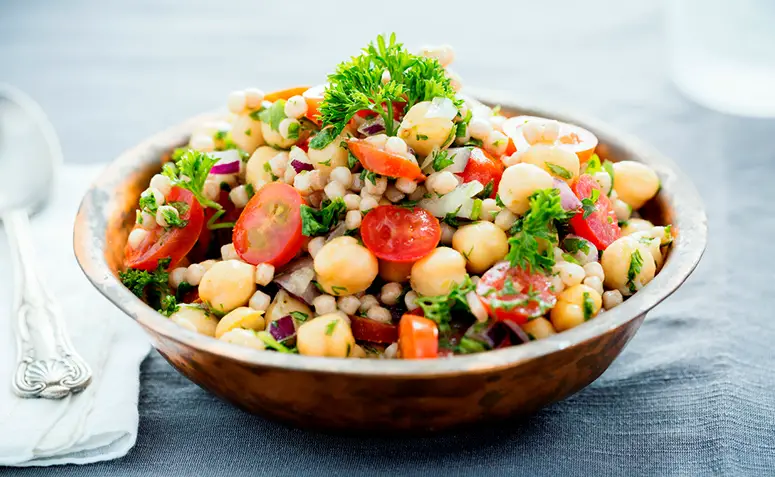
left=476, top=261, right=557, bottom=325
left=361, top=205, right=441, bottom=263
left=350, top=315, right=398, bottom=344
left=264, top=86, right=310, bottom=103
left=569, top=174, right=621, bottom=250
left=302, top=85, right=325, bottom=125
left=232, top=182, right=304, bottom=267
left=125, top=187, right=204, bottom=271
left=347, top=139, right=425, bottom=181
left=458, top=147, right=504, bottom=198
left=502, top=115, right=598, bottom=163
left=399, top=314, right=438, bottom=359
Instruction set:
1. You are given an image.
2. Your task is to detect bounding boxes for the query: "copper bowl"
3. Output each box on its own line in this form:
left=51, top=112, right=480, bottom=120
left=73, top=90, right=707, bottom=432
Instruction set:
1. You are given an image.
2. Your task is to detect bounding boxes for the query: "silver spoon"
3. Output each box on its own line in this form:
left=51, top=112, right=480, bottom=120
left=0, top=84, right=91, bottom=399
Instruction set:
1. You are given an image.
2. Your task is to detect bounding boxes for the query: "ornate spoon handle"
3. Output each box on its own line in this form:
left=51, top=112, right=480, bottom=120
left=4, top=209, right=91, bottom=399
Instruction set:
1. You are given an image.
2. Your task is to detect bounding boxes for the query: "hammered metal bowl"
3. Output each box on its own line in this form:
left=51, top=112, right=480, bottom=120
left=73, top=91, right=707, bottom=432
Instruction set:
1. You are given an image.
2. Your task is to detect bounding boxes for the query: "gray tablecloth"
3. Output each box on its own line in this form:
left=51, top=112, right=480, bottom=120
left=2, top=0, right=774, bottom=475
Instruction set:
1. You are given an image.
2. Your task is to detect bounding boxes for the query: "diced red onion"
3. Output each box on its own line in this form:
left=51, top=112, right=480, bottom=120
left=208, top=150, right=241, bottom=175
left=291, top=159, right=313, bottom=173
left=357, top=117, right=386, bottom=136
left=269, top=315, right=297, bottom=344
left=553, top=178, right=581, bottom=212
left=501, top=320, right=531, bottom=344
left=274, top=258, right=315, bottom=299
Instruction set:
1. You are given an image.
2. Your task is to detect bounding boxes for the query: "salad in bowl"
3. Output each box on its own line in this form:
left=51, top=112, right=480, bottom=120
left=119, top=34, right=672, bottom=361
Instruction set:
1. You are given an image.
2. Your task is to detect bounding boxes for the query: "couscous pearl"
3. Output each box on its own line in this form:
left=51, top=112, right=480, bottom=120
left=440, top=223, right=456, bottom=245
left=138, top=211, right=156, bottom=230
left=555, top=261, right=586, bottom=287
left=324, top=180, right=346, bottom=200
left=143, top=187, right=165, bottom=207
left=385, top=136, right=408, bottom=155
left=254, top=263, right=275, bottom=286
left=313, top=295, right=338, bottom=315
left=408, top=184, right=427, bottom=201
left=221, top=243, right=239, bottom=261
left=364, top=176, right=388, bottom=195
left=384, top=184, right=405, bottom=203
left=244, top=88, right=265, bottom=109
left=330, top=166, right=353, bottom=188
left=343, top=193, right=361, bottom=211
left=190, top=134, right=215, bottom=152
left=468, top=117, right=492, bottom=140
left=583, top=262, right=605, bottom=281
left=367, top=306, right=392, bottom=323
left=486, top=130, right=508, bottom=156
left=227, top=90, right=247, bottom=114
left=490, top=115, right=507, bottom=132
left=345, top=210, right=362, bottom=230
left=337, top=295, right=361, bottom=315
left=350, top=175, right=364, bottom=192
left=395, top=177, right=418, bottom=195
left=127, top=228, right=148, bottom=250
left=269, top=152, right=289, bottom=178
left=229, top=185, right=250, bottom=208
left=592, top=171, right=613, bottom=196
left=289, top=145, right=310, bottom=164
left=364, top=133, right=388, bottom=149
left=203, top=180, right=220, bottom=201
left=149, top=174, right=172, bottom=196
left=466, top=291, right=488, bottom=322
left=283, top=166, right=298, bottom=184
left=279, top=118, right=300, bottom=140
left=360, top=196, right=379, bottom=212
left=502, top=152, right=522, bottom=167
left=494, top=209, right=517, bottom=231
left=284, top=95, right=308, bottom=119
left=359, top=295, right=379, bottom=313
left=307, top=237, right=326, bottom=259
left=155, top=205, right=179, bottom=228
left=480, top=198, right=500, bottom=222
left=427, top=171, right=457, bottom=195
left=613, top=199, right=632, bottom=221
left=583, top=276, right=604, bottom=295
left=185, top=264, right=205, bottom=286
left=603, top=290, right=623, bottom=310
left=169, top=267, right=187, bottom=288
left=200, top=260, right=217, bottom=271
left=309, top=170, right=327, bottom=191
left=249, top=290, right=271, bottom=312
left=307, top=191, right=325, bottom=208
left=293, top=171, right=313, bottom=195
left=383, top=342, right=399, bottom=359
left=380, top=282, right=403, bottom=306
left=550, top=274, right=565, bottom=294
left=404, top=291, right=419, bottom=311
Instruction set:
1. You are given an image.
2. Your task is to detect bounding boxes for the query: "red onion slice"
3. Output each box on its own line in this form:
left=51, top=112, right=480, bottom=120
left=553, top=178, right=581, bottom=212
left=209, top=150, right=241, bottom=174
left=291, top=159, right=314, bottom=173
left=269, top=315, right=297, bottom=344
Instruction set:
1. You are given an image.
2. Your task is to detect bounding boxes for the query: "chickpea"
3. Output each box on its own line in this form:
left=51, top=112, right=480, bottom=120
left=519, top=145, right=580, bottom=183
left=219, top=328, right=267, bottom=350
left=214, top=307, right=266, bottom=339
left=246, top=146, right=283, bottom=190
left=314, top=236, right=379, bottom=295
left=550, top=284, right=602, bottom=331
left=410, top=247, right=467, bottom=296
left=230, top=113, right=265, bottom=154
left=265, top=289, right=313, bottom=325
left=601, top=236, right=656, bottom=296
left=498, top=163, right=554, bottom=215
left=397, top=101, right=455, bottom=157
left=297, top=313, right=355, bottom=358
left=198, top=260, right=257, bottom=314
left=452, top=222, right=508, bottom=274
left=379, top=259, right=414, bottom=283
left=170, top=304, right=219, bottom=337
left=522, top=317, right=557, bottom=340
left=612, top=161, right=660, bottom=209
left=308, top=132, right=350, bottom=172
left=621, top=218, right=654, bottom=236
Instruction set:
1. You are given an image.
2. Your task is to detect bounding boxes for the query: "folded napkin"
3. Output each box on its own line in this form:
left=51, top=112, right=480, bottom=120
left=0, top=165, right=150, bottom=466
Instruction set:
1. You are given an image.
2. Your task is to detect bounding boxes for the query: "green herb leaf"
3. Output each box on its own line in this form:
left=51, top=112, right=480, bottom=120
left=245, top=183, right=255, bottom=199
left=505, top=188, right=570, bottom=273
left=415, top=276, right=475, bottom=333
left=563, top=237, right=590, bottom=255
left=309, top=127, right=338, bottom=150
left=258, top=100, right=286, bottom=132
left=257, top=331, right=296, bottom=353
left=582, top=292, right=594, bottom=321
left=330, top=285, right=348, bottom=296
left=431, top=149, right=454, bottom=171
left=163, top=150, right=221, bottom=215
left=441, top=205, right=462, bottom=227
left=325, top=320, right=338, bottom=336
left=546, top=162, right=572, bottom=180
left=495, top=194, right=505, bottom=208
left=287, top=120, right=300, bottom=140
left=139, top=189, right=160, bottom=214
left=581, top=188, right=601, bottom=219
left=300, top=198, right=347, bottom=236
left=477, top=180, right=494, bottom=199
left=160, top=206, right=187, bottom=228
left=359, top=169, right=378, bottom=185
left=562, top=253, right=580, bottom=265
left=318, top=158, right=332, bottom=167
left=290, top=311, right=309, bottom=322
left=470, top=198, right=483, bottom=221
left=464, top=138, right=484, bottom=147
left=347, top=149, right=359, bottom=169
left=119, top=259, right=178, bottom=316
left=456, top=336, right=488, bottom=354
left=626, top=249, right=644, bottom=293
left=602, top=160, right=615, bottom=195
left=416, top=134, right=429, bottom=141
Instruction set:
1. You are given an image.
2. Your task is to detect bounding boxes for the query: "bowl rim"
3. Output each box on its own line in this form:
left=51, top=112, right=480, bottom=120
left=73, top=88, right=707, bottom=378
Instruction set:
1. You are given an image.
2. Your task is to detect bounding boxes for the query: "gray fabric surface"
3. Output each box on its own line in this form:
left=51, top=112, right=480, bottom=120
left=2, top=0, right=774, bottom=475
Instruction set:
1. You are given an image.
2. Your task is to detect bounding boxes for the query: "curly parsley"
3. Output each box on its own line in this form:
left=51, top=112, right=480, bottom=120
left=300, top=198, right=346, bottom=236
left=415, top=276, right=475, bottom=333
left=119, top=258, right=178, bottom=316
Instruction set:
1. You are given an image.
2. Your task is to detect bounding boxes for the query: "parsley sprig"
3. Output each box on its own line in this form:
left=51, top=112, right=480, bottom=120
left=119, top=258, right=178, bottom=316
left=415, top=276, right=475, bottom=332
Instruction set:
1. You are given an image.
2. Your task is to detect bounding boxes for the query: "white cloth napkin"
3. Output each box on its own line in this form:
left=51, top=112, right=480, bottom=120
left=0, top=165, right=151, bottom=466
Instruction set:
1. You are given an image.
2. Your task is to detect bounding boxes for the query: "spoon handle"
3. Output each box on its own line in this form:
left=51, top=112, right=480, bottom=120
left=4, top=209, right=92, bottom=399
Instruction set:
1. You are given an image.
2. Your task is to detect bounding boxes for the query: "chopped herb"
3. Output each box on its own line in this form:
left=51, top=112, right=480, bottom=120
left=663, top=225, right=673, bottom=243
left=318, top=158, right=332, bottom=167
left=607, top=216, right=614, bottom=224
left=562, top=253, right=581, bottom=265
left=359, top=169, right=378, bottom=185
left=626, top=249, right=644, bottom=293
left=290, top=311, right=309, bottom=322
left=257, top=331, right=296, bottom=353
left=300, top=198, right=347, bottom=236
left=581, top=188, right=601, bottom=219
left=431, top=149, right=454, bottom=171
left=455, top=108, right=473, bottom=138
left=330, top=285, right=347, bottom=296
left=602, top=160, right=615, bottom=194
left=464, top=138, right=484, bottom=147
left=495, top=194, right=505, bottom=208
left=584, top=154, right=615, bottom=196
left=119, top=258, right=178, bottom=316
left=245, top=183, right=255, bottom=199
left=563, top=237, right=590, bottom=255
left=287, top=120, right=300, bottom=140
left=477, top=180, right=494, bottom=199
left=416, top=134, right=429, bottom=141
left=398, top=199, right=420, bottom=209
left=347, top=150, right=359, bottom=169
left=441, top=205, right=462, bottom=227
left=491, top=105, right=501, bottom=116
left=138, top=189, right=160, bottom=214
left=263, top=161, right=279, bottom=181
left=175, top=281, right=194, bottom=301
left=546, top=162, right=572, bottom=180
left=582, top=292, right=595, bottom=321
left=171, top=148, right=188, bottom=161
left=257, top=100, right=286, bottom=132
left=309, top=127, right=338, bottom=150
left=244, top=128, right=252, bottom=136
left=618, top=219, right=629, bottom=227
left=415, top=276, right=475, bottom=333
left=461, top=246, right=474, bottom=261
left=135, top=210, right=143, bottom=224
left=325, top=320, right=338, bottom=336
left=311, top=280, right=325, bottom=293
left=470, top=198, right=483, bottom=221
left=248, top=107, right=265, bottom=121
left=160, top=206, right=187, bottom=228
left=456, top=336, right=488, bottom=354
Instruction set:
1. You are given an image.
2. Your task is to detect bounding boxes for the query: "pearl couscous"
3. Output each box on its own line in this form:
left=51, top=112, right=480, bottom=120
left=120, top=33, right=672, bottom=359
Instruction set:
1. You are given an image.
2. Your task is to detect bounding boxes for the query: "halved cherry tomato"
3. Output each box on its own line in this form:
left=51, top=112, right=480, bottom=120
left=125, top=187, right=204, bottom=271
left=360, top=205, right=441, bottom=263
left=232, top=182, right=304, bottom=267
left=347, top=139, right=425, bottom=180
left=351, top=315, right=398, bottom=344
left=399, top=314, right=438, bottom=359
left=190, top=189, right=242, bottom=262
left=458, top=147, right=504, bottom=198
left=475, top=261, right=557, bottom=325
left=502, top=115, right=598, bottom=162
left=302, top=85, right=325, bottom=125
left=264, top=86, right=310, bottom=103
left=569, top=174, right=620, bottom=250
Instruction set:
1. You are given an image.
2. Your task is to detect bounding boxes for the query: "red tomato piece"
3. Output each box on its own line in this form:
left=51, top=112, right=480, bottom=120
left=360, top=205, right=441, bottom=263
left=348, top=139, right=425, bottom=181
left=125, top=187, right=204, bottom=271
left=399, top=314, right=438, bottom=359
left=458, top=147, right=504, bottom=198
left=264, top=86, right=310, bottom=102
left=476, top=261, right=557, bottom=325
left=302, top=85, right=325, bottom=125
left=232, top=182, right=304, bottom=267
left=569, top=174, right=621, bottom=250
left=350, top=315, right=398, bottom=344
left=502, top=115, right=598, bottom=163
